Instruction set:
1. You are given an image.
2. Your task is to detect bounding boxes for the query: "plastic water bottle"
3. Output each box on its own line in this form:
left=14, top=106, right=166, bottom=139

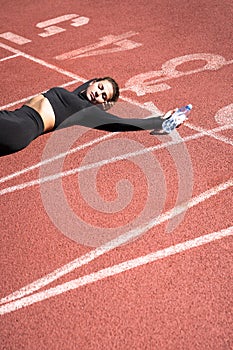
left=162, top=104, right=192, bottom=133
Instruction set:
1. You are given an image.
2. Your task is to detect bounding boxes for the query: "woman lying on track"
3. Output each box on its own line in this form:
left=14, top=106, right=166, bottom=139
left=0, top=77, right=186, bottom=156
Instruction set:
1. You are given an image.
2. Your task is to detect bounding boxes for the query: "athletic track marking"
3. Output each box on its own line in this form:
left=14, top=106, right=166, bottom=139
left=0, top=225, right=232, bottom=315
left=1, top=178, right=232, bottom=310
left=0, top=123, right=232, bottom=195
left=0, top=41, right=232, bottom=316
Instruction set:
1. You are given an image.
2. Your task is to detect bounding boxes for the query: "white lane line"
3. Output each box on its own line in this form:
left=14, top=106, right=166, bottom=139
left=1, top=178, right=232, bottom=306
left=0, top=53, right=20, bottom=62
left=0, top=226, right=232, bottom=315
left=120, top=95, right=233, bottom=146
left=0, top=133, right=115, bottom=184
left=0, top=125, right=232, bottom=196
left=0, top=117, right=230, bottom=187
left=0, top=80, right=81, bottom=110
left=185, top=122, right=233, bottom=146
left=0, top=42, right=87, bottom=82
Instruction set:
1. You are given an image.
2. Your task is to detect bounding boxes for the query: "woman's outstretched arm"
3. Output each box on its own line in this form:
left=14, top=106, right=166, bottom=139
left=57, top=105, right=165, bottom=132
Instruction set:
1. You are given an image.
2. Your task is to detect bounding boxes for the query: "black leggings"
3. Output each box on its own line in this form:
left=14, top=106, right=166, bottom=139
left=0, top=105, right=163, bottom=156
left=0, top=105, right=44, bottom=156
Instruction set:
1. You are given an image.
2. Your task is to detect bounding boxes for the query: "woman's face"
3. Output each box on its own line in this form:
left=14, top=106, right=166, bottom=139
left=86, top=80, right=114, bottom=105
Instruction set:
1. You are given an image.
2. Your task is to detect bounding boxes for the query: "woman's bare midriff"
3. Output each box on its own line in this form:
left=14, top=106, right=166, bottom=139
left=25, top=94, right=55, bottom=132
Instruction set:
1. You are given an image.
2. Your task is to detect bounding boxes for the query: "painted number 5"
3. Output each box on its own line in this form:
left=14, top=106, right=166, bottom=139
left=36, top=14, right=89, bottom=37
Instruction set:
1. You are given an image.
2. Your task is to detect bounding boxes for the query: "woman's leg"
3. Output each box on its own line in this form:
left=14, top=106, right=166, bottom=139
left=0, top=106, right=44, bottom=156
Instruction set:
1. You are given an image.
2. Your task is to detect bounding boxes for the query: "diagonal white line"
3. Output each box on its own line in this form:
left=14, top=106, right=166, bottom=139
left=0, top=42, right=86, bottom=81
left=0, top=133, right=115, bottom=185
left=0, top=225, right=232, bottom=315
left=1, top=178, right=232, bottom=306
left=120, top=95, right=233, bottom=146
left=0, top=53, right=20, bottom=62
left=0, top=124, right=232, bottom=196
left=185, top=122, right=233, bottom=146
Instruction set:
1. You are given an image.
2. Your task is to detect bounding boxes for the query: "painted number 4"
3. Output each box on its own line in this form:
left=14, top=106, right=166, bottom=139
left=55, top=31, right=142, bottom=60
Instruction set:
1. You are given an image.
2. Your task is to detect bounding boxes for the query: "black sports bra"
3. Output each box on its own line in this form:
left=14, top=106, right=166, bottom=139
left=42, top=79, right=97, bottom=129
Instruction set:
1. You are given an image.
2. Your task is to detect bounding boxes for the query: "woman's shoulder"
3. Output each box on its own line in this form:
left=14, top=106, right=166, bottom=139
left=43, top=86, right=92, bottom=110
left=44, top=86, right=80, bottom=101
left=45, top=86, right=88, bottom=100
left=45, top=86, right=68, bottom=94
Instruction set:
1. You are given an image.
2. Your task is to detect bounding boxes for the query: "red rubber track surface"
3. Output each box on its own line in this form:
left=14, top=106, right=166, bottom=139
left=0, top=1, right=232, bottom=349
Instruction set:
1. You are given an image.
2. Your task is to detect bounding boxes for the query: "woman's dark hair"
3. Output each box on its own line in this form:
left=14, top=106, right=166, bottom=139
left=96, top=77, right=120, bottom=103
